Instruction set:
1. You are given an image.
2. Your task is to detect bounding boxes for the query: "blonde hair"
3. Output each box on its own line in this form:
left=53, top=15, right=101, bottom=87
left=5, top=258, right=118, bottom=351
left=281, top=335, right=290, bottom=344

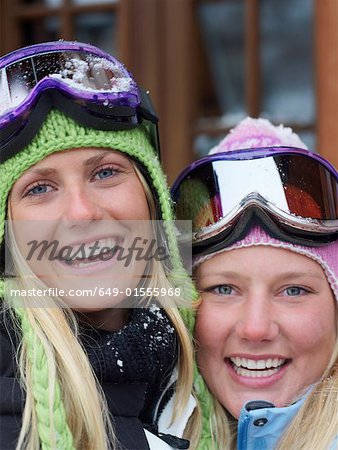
left=134, top=164, right=199, bottom=425
left=3, top=160, right=199, bottom=449
left=5, top=229, right=114, bottom=449
left=194, top=307, right=338, bottom=450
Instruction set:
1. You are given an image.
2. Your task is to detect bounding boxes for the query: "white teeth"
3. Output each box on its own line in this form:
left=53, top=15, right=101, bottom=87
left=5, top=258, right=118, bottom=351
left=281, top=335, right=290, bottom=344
left=71, top=260, right=100, bottom=268
left=272, top=358, right=281, bottom=368
left=247, top=359, right=255, bottom=369
left=233, top=366, right=280, bottom=378
left=230, top=357, right=285, bottom=371
left=84, top=245, right=97, bottom=259
left=233, top=357, right=241, bottom=367
left=66, top=238, right=121, bottom=262
left=256, top=360, right=266, bottom=370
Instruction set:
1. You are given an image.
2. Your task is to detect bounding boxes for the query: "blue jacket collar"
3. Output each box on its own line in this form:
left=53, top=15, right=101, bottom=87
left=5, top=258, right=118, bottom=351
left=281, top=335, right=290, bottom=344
left=237, top=395, right=307, bottom=450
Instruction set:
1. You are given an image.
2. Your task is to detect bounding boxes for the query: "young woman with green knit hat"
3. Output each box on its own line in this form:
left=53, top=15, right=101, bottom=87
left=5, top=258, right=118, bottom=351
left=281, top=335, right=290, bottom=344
left=0, top=41, right=201, bottom=450
left=173, top=118, right=338, bottom=450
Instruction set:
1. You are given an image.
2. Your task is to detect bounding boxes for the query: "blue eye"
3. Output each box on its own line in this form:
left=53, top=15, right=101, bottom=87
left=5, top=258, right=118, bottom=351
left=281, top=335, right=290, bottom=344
left=94, top=165, right=122, bottom=180
left=26, top=184, right=52, bottom=196
left=214, top=285, right=234, bottom=295
left=284, top=286, right=307, bottom=296
left=96, top=168, right=114, bottom=179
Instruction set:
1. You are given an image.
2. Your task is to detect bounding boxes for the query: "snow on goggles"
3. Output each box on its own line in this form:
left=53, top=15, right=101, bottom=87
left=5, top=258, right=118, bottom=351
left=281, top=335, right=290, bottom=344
left=0, top=41, right=160, bottom=161
left=171, top=147, right=338, bottom=249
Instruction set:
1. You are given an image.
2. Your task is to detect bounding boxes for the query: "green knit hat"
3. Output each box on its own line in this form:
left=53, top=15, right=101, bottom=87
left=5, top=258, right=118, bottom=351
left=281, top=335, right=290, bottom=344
left=0, top=109, right=165, bottom=243
left=1, top=109, right=205, bottom=449
left=0, top=109, right=197, bottom=301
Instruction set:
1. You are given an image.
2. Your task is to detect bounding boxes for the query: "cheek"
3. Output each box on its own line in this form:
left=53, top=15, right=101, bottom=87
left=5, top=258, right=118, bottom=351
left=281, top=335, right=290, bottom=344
left=284, top=303, right=336, bottom=358
left=195, top=302, right=230, bottom=356
left=115, top=182, right=150, bottom=220
left=195, top=314, right=215, bottom=376
left=12, top=221, right=57, bottom=260
left=10, top=202, right=40, bottom=221
left=134, top=193, right=150, bottom=220
left=295, top=316, right=336, bottom=352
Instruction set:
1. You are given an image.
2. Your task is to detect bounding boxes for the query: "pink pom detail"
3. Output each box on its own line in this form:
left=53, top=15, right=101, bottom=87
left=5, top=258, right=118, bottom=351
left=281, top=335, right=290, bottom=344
left=209, top=117, right=308, bottom=154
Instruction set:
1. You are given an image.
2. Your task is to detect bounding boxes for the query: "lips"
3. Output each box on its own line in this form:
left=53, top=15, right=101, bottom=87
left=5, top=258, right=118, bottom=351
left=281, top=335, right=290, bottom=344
left=58, top=237, right=124, bottom=267
left=229, top=356, right=288, bottom=378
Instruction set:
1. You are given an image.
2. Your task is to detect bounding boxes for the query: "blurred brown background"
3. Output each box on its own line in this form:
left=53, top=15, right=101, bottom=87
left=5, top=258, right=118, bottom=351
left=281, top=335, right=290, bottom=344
left=1, top=0, right=338, bottom=183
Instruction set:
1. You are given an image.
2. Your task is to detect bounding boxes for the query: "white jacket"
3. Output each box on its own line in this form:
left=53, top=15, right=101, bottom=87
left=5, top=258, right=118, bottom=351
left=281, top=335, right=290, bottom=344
left=146, top=369, right=196, bottom=449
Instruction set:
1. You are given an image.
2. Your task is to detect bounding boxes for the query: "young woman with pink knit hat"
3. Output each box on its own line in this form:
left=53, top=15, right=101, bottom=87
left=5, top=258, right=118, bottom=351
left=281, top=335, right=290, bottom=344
left=172, top=118, right=338, bottom=450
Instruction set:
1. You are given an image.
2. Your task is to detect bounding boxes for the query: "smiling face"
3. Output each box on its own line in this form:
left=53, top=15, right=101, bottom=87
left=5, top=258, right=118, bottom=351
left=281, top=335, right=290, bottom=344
left=194, top=246, right=337, bottom=418
left=9, top=147, right=151, bottom=311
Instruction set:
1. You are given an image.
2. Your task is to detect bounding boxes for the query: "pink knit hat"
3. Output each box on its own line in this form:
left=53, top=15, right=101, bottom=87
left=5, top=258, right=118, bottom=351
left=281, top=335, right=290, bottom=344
left=208, top=116, right=308, bottom=153
left=194, top=117, right=338, bottom=302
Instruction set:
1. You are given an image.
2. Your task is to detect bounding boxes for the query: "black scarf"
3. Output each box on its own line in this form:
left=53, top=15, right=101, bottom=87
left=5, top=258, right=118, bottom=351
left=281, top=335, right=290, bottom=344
left=79, top=303, right=178, bottom=425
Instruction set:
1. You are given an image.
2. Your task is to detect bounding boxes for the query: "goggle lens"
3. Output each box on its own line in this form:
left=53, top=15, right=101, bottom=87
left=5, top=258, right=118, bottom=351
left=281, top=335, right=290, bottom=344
left=173, top=151, right=338, bottom=239
left=0, top=50, right=134, bottom=118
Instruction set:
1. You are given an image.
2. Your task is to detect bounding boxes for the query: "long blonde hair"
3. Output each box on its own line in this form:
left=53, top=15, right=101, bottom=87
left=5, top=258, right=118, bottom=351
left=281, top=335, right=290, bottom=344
left=3, top=160, right=199, bottom=449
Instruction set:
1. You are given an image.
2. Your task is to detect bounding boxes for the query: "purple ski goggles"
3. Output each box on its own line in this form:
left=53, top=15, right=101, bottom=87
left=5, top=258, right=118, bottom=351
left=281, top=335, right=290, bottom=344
left=171, top=147, right=338, bottom=251
left=0, top=41, right=159, bottom=161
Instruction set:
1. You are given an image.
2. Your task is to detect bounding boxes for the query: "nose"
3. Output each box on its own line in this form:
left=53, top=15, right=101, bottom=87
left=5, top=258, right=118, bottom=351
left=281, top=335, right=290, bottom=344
left=234, top=294, right=279, bottom=342
left=62, top=187, right=103, bottom=224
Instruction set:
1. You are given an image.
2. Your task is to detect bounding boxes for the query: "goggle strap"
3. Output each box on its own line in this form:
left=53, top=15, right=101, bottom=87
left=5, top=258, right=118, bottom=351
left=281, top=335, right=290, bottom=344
left=1, top=95, right=50, bottom=162
left=1, top=88, right=162, bottom=161
left=138, top=88, right=161, bottom=159
left=139, top=88, right=159, bottom=124
left=193, top=209, right=336, bottom=257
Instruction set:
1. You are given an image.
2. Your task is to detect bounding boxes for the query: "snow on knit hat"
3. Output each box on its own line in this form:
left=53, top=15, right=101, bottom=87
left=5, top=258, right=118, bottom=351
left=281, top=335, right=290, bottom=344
left=208, top=116, right=308, bottom=153
left=193, top=117, right=338, bottom=302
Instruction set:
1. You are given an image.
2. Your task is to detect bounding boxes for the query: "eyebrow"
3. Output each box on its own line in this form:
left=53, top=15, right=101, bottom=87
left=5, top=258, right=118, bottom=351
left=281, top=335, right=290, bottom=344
left=83, top=150, right=114, bottom=166
left=198, top=270, right=324, bottom=282
left=29, top=168, right=57, bottom=176
left=198, top=271, right=245, bottom=280
left=27, top=151, right=118, bottom=175
left=276, top=271, right=324, bottom=282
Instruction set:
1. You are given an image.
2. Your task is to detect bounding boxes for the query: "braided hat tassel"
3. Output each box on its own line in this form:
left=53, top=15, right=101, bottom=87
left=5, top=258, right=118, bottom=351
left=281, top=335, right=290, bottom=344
left=14, top=306, right=75, bottom=450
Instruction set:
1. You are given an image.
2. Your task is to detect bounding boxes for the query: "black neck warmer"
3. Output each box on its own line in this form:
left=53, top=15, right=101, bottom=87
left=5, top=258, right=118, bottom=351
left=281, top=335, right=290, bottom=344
left=79, top=303, right=178, bottom=425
